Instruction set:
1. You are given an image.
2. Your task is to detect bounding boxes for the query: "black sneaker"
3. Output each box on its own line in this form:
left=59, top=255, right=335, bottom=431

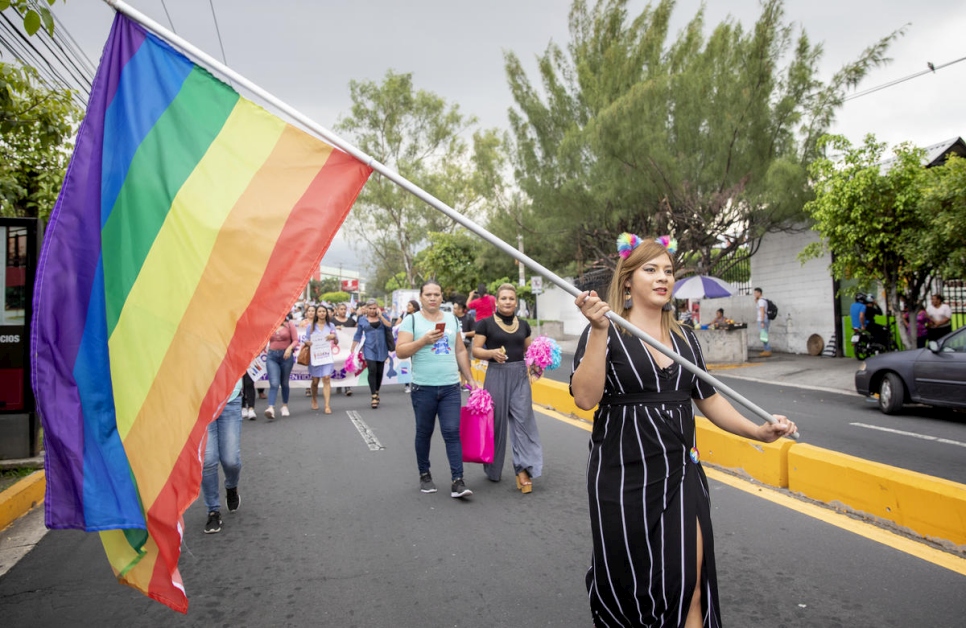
left=419, top=472, right=437, bottom=493
left=450, top=478, right=472, bottom=499
left=204, top=510, right=222, bottom=534
left=226, top=487, right=240, bottom=513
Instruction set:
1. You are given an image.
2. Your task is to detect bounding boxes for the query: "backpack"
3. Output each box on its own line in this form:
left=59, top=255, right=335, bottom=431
left=765, top=299, right=778, bottom=320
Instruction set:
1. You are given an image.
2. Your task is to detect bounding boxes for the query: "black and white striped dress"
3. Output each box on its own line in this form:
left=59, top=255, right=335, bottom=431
left=571, top=324, right=721, bottom=628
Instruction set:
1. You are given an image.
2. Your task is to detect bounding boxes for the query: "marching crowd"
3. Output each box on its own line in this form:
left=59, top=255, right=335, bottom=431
left=202, top=237, right=801, bottom=627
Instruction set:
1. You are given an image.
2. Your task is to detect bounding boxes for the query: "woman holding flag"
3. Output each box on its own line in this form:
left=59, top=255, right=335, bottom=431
left=570, top=234, right=796, bottom=628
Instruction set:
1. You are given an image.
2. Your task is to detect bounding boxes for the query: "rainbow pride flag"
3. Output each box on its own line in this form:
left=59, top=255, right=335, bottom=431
left=30, top=13, right=371, bottom=612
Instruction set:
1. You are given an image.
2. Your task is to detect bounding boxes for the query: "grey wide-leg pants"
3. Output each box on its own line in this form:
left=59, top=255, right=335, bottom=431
left=482, top=361, right=543, bottom=481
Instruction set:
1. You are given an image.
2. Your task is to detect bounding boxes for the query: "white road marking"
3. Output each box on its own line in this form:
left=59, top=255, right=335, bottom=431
left=347, top=410, right=385, bottom=450
left=850, top=422, right=966, bottom=448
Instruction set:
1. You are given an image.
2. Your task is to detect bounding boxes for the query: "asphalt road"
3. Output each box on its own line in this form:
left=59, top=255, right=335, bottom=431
left=711, top=374, right=966, bottom=485
left=1, top=387, right=964, bottom=627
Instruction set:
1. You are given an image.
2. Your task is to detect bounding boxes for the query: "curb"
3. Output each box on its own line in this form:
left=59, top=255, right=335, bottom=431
left=526, top=374, right=966, bottom=549
left=0, top=470, right=45, bottom=531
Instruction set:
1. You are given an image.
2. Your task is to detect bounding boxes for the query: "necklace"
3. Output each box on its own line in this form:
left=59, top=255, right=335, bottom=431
left=493, top=313, right=519, bottom=334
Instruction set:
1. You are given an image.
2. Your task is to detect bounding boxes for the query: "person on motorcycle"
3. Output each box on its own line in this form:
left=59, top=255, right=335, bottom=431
left=850, top=294, right=867, bottom=332
left=864, top=296, right=890, bottom=346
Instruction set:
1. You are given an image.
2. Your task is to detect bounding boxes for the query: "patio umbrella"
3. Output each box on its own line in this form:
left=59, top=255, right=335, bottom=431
left=672, top=275, right=736, bottom=299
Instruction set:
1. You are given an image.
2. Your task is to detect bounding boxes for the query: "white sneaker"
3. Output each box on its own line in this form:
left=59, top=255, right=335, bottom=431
left=247, top=407, right=256, bottom=420
left=281, top=405, right=290, bottom=417
left=264, top=406, right=275, bottom=420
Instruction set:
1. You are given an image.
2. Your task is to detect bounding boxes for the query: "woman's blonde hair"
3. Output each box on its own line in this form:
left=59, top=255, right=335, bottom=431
left=496, top=283, right=516, bottom=297
left=606, top=238, right=683, bottom=339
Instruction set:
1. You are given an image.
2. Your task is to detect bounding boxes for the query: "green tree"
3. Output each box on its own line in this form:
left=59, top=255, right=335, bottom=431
left=0, top=0, right=60, bottom=36
left=335, top=70, right=504, bottom=291
left=801, top=134, right=934, bottom=349
left=413, top=230, right=485, bottom=296
left=308, top=277, right=342, bottom=300
left=920, top=155, right=966, bottom=279
left=0, top=61, right=81, bottom=220
left=504, top=0, right=899, bottom=276
left=319, top=291, right=350, bottom=304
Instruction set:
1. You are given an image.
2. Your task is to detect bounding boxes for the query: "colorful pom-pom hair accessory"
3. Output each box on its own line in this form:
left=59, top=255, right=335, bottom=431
left=616, top=232, right=678, bottom=258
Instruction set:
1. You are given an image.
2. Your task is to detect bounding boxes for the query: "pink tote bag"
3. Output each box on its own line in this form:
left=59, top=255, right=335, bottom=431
left=460, top=406, right=494, bottom=464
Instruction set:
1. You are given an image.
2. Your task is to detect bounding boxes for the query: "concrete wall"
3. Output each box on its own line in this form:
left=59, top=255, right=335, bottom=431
left=536, top=282, right=588, bottom=338
left=698, top=230, right=837, bottom=355
left=692, top=328, right=748, bottom=363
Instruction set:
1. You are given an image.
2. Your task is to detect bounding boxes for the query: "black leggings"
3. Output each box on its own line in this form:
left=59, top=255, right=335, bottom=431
left=367, top=360, right=385, bottom=395
left=242, top=373, right=256, bottom=408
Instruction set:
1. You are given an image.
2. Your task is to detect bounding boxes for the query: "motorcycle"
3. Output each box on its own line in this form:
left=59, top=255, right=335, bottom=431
left=851, top=324, right=899, bottom=360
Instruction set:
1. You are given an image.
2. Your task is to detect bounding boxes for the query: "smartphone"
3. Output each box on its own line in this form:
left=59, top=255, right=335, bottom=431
left=435, top=322, right=446, bottom=333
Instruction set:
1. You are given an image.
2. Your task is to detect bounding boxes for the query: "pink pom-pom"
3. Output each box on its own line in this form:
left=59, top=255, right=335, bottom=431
left=525, top=336, right=562, bottom=381
left=525, top=336, right=558, bottom=369
left=466, top=388, right=493, bottom=415
left=345, top=351, right=367, bottom=376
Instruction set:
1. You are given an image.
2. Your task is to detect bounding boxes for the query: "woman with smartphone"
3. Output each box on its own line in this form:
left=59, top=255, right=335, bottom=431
left=395, top=281, right=479, bottom=499
left=472, top=283, right=542, bottom=493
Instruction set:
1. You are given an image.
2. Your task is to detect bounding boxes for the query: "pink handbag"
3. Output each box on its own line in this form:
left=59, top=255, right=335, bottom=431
left=460, top=406, right=494, bottom=464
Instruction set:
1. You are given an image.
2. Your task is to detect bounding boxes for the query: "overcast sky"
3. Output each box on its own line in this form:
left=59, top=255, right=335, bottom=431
left=51, top=0, right=966, bottom=273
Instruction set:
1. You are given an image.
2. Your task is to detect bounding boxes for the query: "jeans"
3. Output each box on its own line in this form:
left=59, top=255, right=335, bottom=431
left=760, top=318, right=771, bottom=351
left=410, top=383, right=463, bottom=481
left=202, top=397, right=242, bottom=512
left=265, top=349, right=294, bottom=406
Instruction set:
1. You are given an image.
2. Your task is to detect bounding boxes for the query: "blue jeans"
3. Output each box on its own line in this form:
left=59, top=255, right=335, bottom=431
left=760, top=319, right=772, bottom=351
left=265, top=349, right=294, bottom=406
left=203, top=397, right=242, bottom=512
left=410, top=383, right=463, bottom=481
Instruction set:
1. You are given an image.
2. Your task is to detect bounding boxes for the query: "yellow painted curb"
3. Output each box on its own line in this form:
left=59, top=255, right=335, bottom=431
left=0, top=470, right=46, bottom=530
left=788, top=444, right=966, bottom=547
left=531, top=378, right=596, bottom=421
left=480, top=360, right=966, bottom=548
left=695, top=416, right=793, bottom=487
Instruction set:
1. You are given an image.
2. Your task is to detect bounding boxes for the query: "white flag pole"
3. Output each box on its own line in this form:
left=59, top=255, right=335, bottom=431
left=102, top=0, right=798, bottom=439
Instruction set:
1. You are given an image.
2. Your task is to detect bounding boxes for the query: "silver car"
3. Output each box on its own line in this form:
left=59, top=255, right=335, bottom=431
left=854, top=326, right=966, bottom=414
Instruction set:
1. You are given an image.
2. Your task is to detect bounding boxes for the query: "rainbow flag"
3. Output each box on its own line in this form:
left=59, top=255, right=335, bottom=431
left=30, top=13, right=371, bottom=612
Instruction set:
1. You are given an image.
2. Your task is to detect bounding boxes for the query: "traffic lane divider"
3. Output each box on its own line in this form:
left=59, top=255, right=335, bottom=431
left=695, top=416, right=793, bottom=488
left=522, top=372, right=966, bottom=549
left=0, top=471, right=45, bottom=531
left=788, top=444, right=966, bottom=548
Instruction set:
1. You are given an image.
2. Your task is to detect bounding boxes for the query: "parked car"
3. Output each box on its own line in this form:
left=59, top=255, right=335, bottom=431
left=855, top=326, right=966, bottom=414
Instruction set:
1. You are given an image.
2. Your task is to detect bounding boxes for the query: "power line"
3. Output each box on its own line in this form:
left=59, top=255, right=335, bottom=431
left=0, top=11, right=90, bottom=108
left=208, top=0, right=228, bottom=66
left=844, top=54, right=966, bottom=101
left=160, top=0, right=177, bottom=33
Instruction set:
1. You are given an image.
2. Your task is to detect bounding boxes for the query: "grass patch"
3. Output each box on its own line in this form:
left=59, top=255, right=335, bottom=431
left=0, top=468, right=38, bottom=493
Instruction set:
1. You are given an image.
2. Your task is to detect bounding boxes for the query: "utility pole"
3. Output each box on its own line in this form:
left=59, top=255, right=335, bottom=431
left=517, top=233, right=526, bottom=287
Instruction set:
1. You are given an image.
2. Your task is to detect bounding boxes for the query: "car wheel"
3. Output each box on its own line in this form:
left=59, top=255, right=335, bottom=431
left=878, top=373, right=904, bottom=414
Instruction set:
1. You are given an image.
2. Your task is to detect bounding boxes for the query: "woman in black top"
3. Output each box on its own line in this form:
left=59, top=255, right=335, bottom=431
left=472, top=283, right=543, bottom=493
